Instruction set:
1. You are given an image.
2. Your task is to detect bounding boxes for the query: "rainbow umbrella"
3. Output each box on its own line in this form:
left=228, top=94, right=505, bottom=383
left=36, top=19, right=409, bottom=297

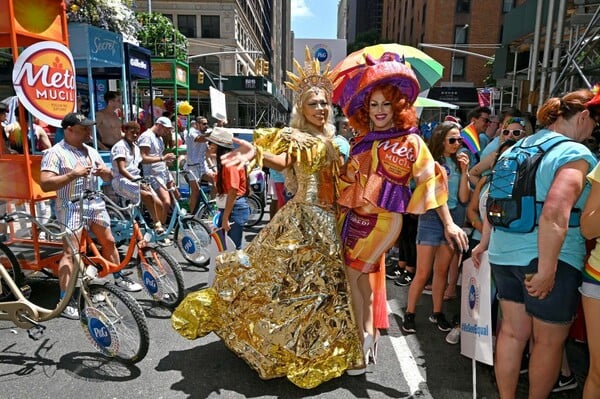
left=331, top=43, right=444, bottom=100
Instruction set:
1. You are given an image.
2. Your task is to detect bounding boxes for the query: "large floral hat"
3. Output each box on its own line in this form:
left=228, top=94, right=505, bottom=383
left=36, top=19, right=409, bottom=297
left=333, top=52, right=420, bottom=118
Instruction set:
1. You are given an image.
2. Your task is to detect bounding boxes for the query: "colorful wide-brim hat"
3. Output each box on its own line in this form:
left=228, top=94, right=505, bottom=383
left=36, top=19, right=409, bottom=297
left=333, top=52, right=420, bottom=118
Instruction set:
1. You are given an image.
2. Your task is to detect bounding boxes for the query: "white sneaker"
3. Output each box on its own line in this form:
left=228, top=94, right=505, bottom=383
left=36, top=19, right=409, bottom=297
left=445, top=327, right=460, bottom=345
left=61, top=298, right=80, bottom=320
left=114, top=275, right=143, bottom=292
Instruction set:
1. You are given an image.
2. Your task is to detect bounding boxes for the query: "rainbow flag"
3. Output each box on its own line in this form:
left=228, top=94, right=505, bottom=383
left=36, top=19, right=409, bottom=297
left=461, top=123, right=481, bottom=154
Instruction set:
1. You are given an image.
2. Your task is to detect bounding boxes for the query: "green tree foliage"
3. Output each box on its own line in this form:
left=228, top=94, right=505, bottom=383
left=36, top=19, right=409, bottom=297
left=347, top=29, right=393, bottom=53
left=136, top=12, right=188, bottom=62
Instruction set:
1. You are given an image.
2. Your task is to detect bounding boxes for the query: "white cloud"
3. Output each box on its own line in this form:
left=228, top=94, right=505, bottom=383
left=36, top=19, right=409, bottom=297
left=291, top=0, right=313, bottom=18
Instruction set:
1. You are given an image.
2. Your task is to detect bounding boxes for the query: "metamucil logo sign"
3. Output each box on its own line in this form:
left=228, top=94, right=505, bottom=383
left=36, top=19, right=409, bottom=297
left=12, top=41, right=76, bottom=127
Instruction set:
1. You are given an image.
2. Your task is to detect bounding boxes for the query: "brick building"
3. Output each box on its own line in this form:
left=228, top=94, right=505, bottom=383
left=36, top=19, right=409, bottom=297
left=381, top=0, right=509, bottom=109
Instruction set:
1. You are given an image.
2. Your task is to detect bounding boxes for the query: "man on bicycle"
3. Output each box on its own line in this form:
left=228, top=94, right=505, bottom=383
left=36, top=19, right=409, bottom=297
left=40, top=113, right=142, bottom=319
left=185, top=116, right=214, bottom=214
left=138, top=117, right=177, bottom=226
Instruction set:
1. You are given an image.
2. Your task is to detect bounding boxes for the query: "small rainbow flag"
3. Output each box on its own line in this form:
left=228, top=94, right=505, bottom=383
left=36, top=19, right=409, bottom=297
left=213, top=228, right=229, bottom=252
left=460, top=123, right=481, bottom=154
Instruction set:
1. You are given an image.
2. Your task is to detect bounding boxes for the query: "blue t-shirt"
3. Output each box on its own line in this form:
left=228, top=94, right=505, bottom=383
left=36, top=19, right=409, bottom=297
left=488, top=129, right=598, bottom=270
left=443, top=156, right=461, bottom=210
left=480, top=136, right=500, bottom=160
left=333, top=135, right=350, bottom=162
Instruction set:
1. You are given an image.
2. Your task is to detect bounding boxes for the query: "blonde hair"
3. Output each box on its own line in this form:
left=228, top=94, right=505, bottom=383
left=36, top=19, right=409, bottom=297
left=284, top=88, right=337, bottom=194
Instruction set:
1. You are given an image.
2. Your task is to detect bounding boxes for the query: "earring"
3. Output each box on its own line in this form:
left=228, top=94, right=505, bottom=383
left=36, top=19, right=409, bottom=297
left=369, top=120, right=374, bottom=131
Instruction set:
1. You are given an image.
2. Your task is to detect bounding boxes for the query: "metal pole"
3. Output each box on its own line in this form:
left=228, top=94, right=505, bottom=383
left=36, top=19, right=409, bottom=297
left=148, top=0, right=151, bottom=13
left=538, top=0, right=556, bottom=109
left=527, top=0, right=544, bottom=113
left=510, top=49, right=518, bottom=107
left=549, top=0, right=567, bottom=92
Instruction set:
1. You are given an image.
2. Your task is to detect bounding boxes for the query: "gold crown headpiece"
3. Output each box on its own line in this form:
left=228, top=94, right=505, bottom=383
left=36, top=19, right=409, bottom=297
left=285, top=47, right=335, bottom=105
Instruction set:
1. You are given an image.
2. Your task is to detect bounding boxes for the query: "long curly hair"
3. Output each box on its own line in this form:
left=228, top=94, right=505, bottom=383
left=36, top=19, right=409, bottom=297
left=537, top=89, right=594, bottom=127
left=348, top=83, right=417, bottom=134
left=427, top=121, right=461, bottom=166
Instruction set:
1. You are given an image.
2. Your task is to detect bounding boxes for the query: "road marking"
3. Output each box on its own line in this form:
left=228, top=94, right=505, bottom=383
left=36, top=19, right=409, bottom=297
left=387, top=301, right=433, bottom=398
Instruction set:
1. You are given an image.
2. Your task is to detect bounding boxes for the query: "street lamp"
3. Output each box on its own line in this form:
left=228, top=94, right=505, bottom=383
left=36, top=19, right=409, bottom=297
left=450, top=24, right=469, bottom=87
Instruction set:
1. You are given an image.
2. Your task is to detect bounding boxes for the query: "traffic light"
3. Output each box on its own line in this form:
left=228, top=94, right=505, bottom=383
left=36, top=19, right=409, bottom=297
left=261, top=60, right=269, bottom=76
left=254, top=58, right=264, bottom=76
left=197, top=71, right=204, bottom=84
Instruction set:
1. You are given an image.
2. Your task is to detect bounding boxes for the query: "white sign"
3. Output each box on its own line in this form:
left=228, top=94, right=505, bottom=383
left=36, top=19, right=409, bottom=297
left=209, top=86, right=227, bottom=122
left=460, top=253, right=494, bottom=366
left=293, top=39, right=347, bottom=71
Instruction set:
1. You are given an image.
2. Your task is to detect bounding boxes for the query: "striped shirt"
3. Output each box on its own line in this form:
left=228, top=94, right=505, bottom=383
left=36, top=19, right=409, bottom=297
left=40, top=140, right=109, bottom=229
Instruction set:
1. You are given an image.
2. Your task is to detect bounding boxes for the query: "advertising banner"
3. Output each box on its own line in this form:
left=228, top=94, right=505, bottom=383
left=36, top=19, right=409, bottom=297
left=12, top=41, right=76, bottom=127
left=293, top=39, right=347, bottom=71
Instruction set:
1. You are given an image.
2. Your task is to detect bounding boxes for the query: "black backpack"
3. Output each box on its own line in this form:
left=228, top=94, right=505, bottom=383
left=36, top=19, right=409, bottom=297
left=486, top=135, right=579, bottom=233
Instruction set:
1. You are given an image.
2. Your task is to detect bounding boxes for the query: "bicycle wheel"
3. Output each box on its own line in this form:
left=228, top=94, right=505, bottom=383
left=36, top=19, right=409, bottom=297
left=79, top=283, right=149, bottom=364
left=137, top=246, right=185, bottom=308
left=195, top=203, right=218, bottom=221
left=174, top=216, right=211, bottom=267
left=245, top=194, right=265, bottom=227
left=0, top=242, right=24, bottom=301
left=105, top=204, right=129, bottom=247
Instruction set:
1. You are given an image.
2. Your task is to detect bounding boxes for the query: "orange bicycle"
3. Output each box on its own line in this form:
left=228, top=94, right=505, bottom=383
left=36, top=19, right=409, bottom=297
left=0, top=211, right=150, bottom=363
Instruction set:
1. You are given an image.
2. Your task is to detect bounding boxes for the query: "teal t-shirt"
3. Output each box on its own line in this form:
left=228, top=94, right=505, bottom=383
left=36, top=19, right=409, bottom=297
left=488, top=129, right=598, bottom=270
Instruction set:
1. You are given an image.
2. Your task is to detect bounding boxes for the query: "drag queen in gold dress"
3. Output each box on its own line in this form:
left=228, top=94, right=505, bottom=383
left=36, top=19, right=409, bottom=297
left=171, top=52, right=364, bottom=389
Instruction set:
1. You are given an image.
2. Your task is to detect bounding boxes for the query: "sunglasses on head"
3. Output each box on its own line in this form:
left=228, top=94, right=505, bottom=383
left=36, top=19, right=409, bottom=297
left=502, top=129, right=524, bottom=137
left=447, top=137, right=463, bottom=144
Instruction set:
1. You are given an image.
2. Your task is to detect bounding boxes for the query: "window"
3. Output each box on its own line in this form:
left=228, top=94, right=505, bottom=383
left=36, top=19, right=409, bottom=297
left=201, top=15, right=220, bottom=38
left=452, top=57, right=465, bottom=77
left=162, top=14, right=173, bottom=22
left=454, top=25, right=468, bottom=44
left=456, top=0, right=470, bottom=13
left=502, top=0, right=514, bottom=13
left=177, top=15, right=196, bottom=37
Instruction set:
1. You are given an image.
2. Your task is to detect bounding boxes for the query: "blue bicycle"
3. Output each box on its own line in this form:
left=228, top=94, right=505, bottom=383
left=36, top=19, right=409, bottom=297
left=104, top=177, right=213, bottom=267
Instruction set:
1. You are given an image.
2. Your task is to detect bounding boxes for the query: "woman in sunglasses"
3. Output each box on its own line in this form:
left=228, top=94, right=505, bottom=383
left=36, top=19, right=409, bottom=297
left=468, top=117, right=533, bottom=185
left=402, top=121, right=471, bottom=334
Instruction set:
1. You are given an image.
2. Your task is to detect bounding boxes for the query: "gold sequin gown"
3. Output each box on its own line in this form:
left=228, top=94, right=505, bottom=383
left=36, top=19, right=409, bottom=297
left=172, top=128, right=365, bottom=389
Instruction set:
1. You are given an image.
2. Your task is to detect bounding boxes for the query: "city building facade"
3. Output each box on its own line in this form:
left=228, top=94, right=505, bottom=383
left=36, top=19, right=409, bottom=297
left=134, top=0, right=291, bottom=127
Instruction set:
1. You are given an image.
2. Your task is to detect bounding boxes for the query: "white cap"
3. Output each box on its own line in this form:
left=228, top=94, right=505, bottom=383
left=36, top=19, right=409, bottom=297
left=155, top=117, right=173, bottom=128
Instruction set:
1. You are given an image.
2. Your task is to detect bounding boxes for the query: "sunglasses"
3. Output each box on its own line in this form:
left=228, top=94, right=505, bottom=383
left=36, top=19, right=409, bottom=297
left=502, top=129, right=524, bottom=137
left=447, top=137, right=463, bottom=144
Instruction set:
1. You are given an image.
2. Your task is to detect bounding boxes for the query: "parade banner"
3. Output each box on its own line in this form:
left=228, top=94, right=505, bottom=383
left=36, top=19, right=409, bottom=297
left=460, top=254, right=494, bottom=366
left=12, top=41, right=76, bottom=127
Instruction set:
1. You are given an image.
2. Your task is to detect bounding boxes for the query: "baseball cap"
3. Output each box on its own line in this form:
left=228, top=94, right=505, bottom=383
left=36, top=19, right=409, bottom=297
left=155, top=116, right=173, bottom=128
left=61, top=112, right=96, bottom=128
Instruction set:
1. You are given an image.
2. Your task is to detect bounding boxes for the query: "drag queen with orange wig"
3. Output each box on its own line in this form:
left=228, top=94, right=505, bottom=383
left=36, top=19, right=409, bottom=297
left=333, top=53, right=468, bottom=364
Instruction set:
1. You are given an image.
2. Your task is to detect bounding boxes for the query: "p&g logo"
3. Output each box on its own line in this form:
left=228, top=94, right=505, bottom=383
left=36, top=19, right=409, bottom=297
left=315, top=47, right=328, bottom=62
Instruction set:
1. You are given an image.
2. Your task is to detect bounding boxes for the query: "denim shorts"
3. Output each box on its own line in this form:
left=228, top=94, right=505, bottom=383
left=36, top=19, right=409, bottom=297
left=491, top=258, right=582, bottom=324
left=416, top=207, right=463, bottom=246
left=580, top=281, right=600, bottom=300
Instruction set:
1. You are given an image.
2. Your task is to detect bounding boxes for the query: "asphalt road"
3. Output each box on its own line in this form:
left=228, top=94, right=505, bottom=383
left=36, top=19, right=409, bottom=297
left=0, top=215, right=589, bottom=398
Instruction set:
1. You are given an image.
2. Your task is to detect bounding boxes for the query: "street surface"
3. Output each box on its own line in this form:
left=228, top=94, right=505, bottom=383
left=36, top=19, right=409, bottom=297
left=0, top=213, right=588, bottom=398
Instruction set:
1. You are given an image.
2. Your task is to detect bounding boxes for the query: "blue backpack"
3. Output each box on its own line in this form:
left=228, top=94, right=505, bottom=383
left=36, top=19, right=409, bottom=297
left=486, top=135, right=578, bottom=233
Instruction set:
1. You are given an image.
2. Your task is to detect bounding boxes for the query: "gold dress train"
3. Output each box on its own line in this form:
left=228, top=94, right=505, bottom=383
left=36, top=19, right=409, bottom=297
left=172, top=128, right=364, bottom=389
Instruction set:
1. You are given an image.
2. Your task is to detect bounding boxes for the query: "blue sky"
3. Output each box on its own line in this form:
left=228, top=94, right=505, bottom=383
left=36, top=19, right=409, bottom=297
left=291, top=0, right=338, bottom=39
